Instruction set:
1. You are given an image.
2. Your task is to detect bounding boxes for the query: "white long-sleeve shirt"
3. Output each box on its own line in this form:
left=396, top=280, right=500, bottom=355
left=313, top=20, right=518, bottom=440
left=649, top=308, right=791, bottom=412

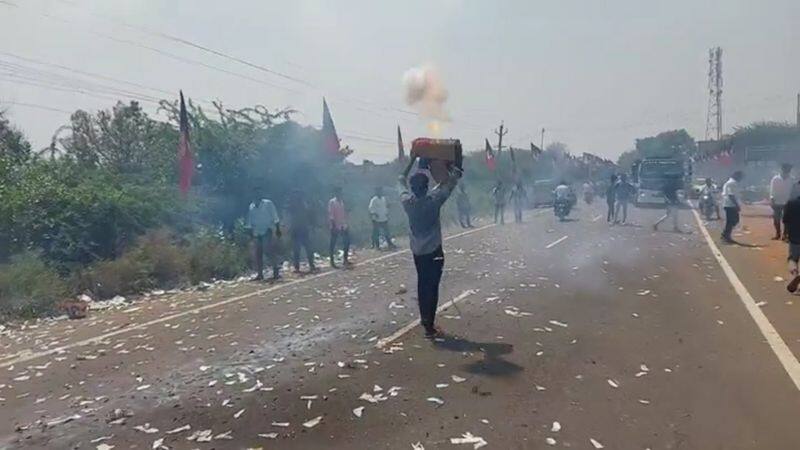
left=247, top=199, right=279, bottom=236
left=770, top=174, right=793, bottom=206
left=722, top=178, right=740, bottom=209
left=368, top=195, right=389, bottom=222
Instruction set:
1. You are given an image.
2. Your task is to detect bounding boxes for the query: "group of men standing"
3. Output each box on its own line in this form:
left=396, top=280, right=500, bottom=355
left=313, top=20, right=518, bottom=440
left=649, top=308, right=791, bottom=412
left=490, top=180, right=528, bottom=225
left=245, top=186, right=399, bottom=281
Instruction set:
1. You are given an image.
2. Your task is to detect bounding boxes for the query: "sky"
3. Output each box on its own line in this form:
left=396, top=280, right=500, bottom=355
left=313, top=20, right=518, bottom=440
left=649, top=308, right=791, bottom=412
left=1, top=0, right=798, bottom=163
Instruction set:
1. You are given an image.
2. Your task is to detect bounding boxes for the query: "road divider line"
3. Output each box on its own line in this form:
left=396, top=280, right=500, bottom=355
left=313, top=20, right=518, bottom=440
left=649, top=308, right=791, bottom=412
left=545, top=235, right=569, bottom=249
left=592, top=214, right=603, bottom=222
left=691, top=207, right=800, bottom=391
left=375, top=289, right=477, bottom=349
left=0, top=224, right=500, bottom=368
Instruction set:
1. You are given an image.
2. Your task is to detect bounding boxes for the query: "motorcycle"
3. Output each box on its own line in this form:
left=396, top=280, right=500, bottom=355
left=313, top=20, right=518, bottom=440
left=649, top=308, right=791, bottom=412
left=554, top=198, right=572, bottom=221
left=699, top=192, right=716, bottom=220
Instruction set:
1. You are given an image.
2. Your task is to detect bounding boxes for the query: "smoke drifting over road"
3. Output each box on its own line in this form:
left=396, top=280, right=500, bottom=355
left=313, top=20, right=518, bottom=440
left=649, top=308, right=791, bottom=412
left=402, top=65, right=450, bottom=134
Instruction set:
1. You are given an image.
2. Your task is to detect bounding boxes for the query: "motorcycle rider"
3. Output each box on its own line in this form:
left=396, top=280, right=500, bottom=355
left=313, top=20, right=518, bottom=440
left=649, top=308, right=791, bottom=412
left=582, top=181, right=594, bottom=204
left=554, top=180, right=572, bottom=220
left=699, top=177, right=720, bottom=220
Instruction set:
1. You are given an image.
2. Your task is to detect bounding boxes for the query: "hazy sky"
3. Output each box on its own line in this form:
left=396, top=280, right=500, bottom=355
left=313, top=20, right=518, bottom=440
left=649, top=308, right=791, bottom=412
left=1, top=0, right=798, bottom=162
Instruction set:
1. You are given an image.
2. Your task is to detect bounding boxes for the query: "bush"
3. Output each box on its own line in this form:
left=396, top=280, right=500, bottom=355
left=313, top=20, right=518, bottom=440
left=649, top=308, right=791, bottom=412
left=0, top=252, right=67, bottom=319
left=187, top=229, right=248, bottom=284
left=78, top=229, right=188, bottom=299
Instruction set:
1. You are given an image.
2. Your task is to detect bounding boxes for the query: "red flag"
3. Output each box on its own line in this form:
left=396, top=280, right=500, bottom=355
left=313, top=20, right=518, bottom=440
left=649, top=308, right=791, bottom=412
left=322, top=97, right=340, bottom=156
left=178, top=91, right=193, bottom=196
left=485, top=139, right=496, bottom=171
left=397, top=125, right=406, bottom=161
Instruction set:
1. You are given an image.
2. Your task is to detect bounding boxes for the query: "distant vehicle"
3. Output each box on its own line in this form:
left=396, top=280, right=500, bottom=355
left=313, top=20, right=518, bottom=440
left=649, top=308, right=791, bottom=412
left=531, top=179, right=556, bottom=208
left=633, top=157, right=690, bottom=207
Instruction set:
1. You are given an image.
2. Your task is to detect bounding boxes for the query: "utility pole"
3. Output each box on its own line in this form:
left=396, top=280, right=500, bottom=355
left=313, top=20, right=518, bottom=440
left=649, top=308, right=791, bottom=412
left=705, top=47, right=723, bottom=140
left=494, top=121, right=508, bottom=155
left=540, top=127, right=545, bottom=152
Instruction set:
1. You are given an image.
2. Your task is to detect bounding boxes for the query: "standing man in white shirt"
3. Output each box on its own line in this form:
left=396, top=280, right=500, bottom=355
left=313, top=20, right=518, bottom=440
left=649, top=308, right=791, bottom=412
left=770, top=163, right=793, bottom=240
left=369, top=186, right=397, bottom=250
left=721, top=171, right=744, bottom=244
left=246, top=192, right=282, bottom=281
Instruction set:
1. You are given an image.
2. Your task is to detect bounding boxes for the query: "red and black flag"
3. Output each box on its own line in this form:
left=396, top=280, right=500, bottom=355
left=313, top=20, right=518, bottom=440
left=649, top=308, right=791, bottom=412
left=397, top=125, right=406, bottom=161
left=322, top=97, right=341, bottom=156
left=177, top=90, right=193, bottom=196
left=530, top=142, right=542, bottom=159
left=485, top=138, right=496, bottom=171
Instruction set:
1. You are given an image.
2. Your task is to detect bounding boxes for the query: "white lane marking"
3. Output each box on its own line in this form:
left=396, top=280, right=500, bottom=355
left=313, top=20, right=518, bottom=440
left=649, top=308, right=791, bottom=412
left=691, top=207, right=800, bottom=391
left=592, top=214, right=603, bottom=222
left=0, top=224, right=500, bottom=368
left=545, top=235, right=569, bottom=249
left=375, top=289, right=477, bottom=349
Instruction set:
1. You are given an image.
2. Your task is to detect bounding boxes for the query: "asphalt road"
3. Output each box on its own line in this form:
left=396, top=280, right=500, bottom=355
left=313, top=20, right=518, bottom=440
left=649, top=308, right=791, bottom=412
left=2, top=202, right=799, bottom=450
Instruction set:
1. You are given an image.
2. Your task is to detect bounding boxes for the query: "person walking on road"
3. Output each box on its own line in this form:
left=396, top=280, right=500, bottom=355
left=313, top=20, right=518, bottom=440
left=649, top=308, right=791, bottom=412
left=721, top=171, right=744, bottom=244
left=400, top=166, right=461, bottom=339
left=614, top=173, right=635, bottom=224
left=456, top=184, right=473, bottom=228
left=653, top=177, right=682, bottom=232
left=783, top=182, right=800, bottom=292
left=510, top=181, right=528, bottom=223
left=492, top=180, right=507, bottom=225
left=699, top=177, right=721, bottom=220
left=328, top=187, right=350, bottom=268
left=770, top=163, right=793, bottom=241
left=287, top=189, right=317, bottom=273
left=369, top=186, right=397, bottom=250
left=246, top=192, right=282, bottom=281
left=606, top=174, right=617, bottom=223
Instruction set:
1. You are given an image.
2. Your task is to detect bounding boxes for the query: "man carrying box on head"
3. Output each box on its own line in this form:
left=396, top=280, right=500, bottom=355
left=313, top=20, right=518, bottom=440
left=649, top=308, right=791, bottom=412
left=400, top=138, right=462, bottom=339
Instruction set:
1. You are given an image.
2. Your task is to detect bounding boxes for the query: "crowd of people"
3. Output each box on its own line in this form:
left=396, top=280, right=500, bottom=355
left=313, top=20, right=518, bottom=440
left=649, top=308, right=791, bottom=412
left=245, top=158, right=800, bottom=338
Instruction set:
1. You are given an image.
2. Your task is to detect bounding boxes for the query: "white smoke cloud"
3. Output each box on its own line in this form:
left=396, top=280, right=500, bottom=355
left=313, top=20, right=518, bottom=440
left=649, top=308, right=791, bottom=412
left=402, top=65, right=450, bottom=122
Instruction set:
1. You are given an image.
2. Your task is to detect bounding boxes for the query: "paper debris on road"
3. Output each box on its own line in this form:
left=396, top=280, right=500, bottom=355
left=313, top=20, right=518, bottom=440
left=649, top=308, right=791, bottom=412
left=607, top=379, right=619, bottom=388
left=590, top=438, right=605, bottom=448
left=412, top=443, right=425, bottom=450
left=96, top=445, right=114, bottom=450
left=353, top=406, right=364, bottom=418
left=450, top=432, right=488, bottom=449
left=151, top=438, right=166, bottom=450
left=165, top=424, right=190, bottom=434
left=548, top=320, right=568, bottom=328
left=546, top=437, right=557, bottom=445
left=271, top=422, right=290, bottom=427
left=551, top=421, right=561, bottom=432
left=303, top=416, right=323, bottom=428
left=426, top=397, right=444, bottom=406
left=258, top=433, right=278, bottom=439
left=133, top=424, right=159, bottom=434
left=451, top=375, right=467, bottom=383
left=186, top=429, right=213, bottom=442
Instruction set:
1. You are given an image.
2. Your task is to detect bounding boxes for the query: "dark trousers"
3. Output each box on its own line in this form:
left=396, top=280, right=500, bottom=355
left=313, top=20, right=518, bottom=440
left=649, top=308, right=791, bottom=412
left=514, top=206, right=523, bottom=223
left=458, top=208, right=472, bottom=228
left=772, top=204, right=786, bottom=238
left=723, top=207, right=740, bottom=240
left=254, top=232, right=279, bottom=278
left=607, top=200, right=615, bottom=222
left=494, top=204, right=505, bottom=224
left=615, top=200, right=629, bottom=223
left=291, top=228, right=315, bottom=270
left=371, top=221, right=395, bottom=248
left=329, top=228, right=350, bottom=264
left=413, top=246, right=444, bottom=331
